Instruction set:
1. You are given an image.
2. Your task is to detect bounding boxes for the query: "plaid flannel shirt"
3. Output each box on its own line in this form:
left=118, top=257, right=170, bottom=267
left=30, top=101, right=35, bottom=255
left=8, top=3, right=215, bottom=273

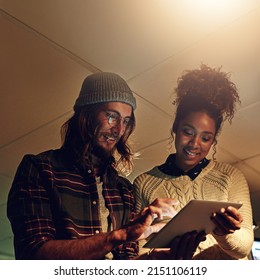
left=7, top=149, right=138, bottom=259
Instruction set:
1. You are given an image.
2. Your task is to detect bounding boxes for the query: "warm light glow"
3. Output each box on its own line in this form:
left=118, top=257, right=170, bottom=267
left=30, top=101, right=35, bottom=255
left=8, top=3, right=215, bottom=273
left=185, top=0, right=246, bottom=20
left=188, top=0, right=237, bottom=13
left=155, top=0, right=258, bottom=34
left=159, top=0, right=257, bottom=22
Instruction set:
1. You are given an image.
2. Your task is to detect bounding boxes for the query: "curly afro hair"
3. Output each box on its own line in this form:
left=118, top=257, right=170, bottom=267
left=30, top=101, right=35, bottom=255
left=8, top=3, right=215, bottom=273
left=172, top=64, right=241, bottom=135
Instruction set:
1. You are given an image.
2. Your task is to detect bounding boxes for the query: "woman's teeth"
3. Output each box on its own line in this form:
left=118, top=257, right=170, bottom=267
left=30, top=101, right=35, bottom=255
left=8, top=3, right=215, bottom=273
left=185, top=149, right=196, bottom=156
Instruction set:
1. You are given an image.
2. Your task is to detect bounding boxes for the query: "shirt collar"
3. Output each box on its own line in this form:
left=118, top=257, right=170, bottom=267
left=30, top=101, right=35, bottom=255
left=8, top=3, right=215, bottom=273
left=158, top=154, right=209, bottom=180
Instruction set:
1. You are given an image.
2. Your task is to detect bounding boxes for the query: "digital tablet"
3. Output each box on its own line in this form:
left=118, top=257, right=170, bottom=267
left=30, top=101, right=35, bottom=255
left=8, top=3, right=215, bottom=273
left=143, top=199, right=242, bottom=248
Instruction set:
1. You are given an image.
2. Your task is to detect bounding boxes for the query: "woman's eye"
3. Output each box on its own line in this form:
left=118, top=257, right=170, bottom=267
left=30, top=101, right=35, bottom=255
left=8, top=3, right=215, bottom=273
left=183, top=129, right=194, bottom=136
left=202, top=135, right=212, bottom=142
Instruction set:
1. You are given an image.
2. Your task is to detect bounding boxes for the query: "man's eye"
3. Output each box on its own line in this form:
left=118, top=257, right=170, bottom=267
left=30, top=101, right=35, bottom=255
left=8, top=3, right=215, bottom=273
left=108, top=116, right=113, bottom=122
left=106, top=112, right=118, bottom=120
left=123, top=118, right=131, bottom=126
left=109, top=114, right=117, bottom=120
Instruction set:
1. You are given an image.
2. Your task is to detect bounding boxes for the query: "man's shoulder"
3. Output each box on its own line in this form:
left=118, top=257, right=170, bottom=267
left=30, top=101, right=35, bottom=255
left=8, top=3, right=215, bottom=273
left=21, top=148, right=70, bottom=170
left=23, top=148, right=62, bottom=162
left=117, top=175, right=132, bottom=188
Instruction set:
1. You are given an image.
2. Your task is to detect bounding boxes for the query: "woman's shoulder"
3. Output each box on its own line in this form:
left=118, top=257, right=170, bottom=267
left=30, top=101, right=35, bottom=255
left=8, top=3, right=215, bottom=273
left=133, top=165, right=172, bottom=194
left=134, top=165, right=165, bottom=181
left=207, top=160, right=245, bottom=178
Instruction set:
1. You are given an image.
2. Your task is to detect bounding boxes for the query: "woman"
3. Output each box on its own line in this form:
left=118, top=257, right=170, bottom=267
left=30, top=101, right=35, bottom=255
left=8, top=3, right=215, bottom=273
left=134, top=64, right=254, bottom=259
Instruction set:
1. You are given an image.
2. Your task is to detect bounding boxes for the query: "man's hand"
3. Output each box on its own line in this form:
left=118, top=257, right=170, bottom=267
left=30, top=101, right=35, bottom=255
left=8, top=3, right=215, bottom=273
left=144, top=198, right=179, bottom=219
left=122, top=198, right=179, bottom=241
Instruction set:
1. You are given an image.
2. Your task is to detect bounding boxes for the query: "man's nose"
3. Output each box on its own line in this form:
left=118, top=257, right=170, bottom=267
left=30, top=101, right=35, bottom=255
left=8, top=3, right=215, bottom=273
left=111, top=120, right=126, bottom=136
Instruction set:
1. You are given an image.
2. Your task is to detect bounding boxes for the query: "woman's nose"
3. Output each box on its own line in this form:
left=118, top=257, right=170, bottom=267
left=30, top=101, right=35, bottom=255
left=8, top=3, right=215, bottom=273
left=189, top=135, right=200, bottom=147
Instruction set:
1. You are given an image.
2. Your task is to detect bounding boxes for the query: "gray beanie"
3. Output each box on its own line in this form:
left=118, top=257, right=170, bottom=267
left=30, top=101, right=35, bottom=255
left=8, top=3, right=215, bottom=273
left=73, top=72, right=136, bottom=111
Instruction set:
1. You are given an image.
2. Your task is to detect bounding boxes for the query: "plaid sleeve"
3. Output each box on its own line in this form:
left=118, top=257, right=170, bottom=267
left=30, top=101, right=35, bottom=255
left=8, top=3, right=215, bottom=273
left=7, top=155, right=56, bottom=259
left=112, top=177, right=139, bottom=259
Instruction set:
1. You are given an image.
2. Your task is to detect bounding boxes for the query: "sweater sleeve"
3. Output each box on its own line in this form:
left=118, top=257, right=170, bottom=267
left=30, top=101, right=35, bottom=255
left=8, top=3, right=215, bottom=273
left=212, top=163, right=254, bottom=259
left=133, top=173, right=151, bottom=215
left=133, top=173, right=154, bottom=255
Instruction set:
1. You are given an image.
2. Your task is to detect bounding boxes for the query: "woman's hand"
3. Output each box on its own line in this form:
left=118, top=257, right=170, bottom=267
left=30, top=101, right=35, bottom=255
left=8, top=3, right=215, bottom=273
left=211, top=206, right=243, bottom=236
left=142, top=230, right=206, bottom=260
left=169, top=230, right=206, bottom=259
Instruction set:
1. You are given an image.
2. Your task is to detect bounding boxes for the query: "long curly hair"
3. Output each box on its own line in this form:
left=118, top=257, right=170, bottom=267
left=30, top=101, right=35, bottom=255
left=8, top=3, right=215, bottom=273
left=61, top=104, right=136, bottom=174
left=171, top=64, right=241, bottom=158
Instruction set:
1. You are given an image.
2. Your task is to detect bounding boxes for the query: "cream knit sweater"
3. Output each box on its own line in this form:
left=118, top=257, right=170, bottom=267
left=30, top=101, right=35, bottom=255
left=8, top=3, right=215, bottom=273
left=133, top=160, right=254, bottom=259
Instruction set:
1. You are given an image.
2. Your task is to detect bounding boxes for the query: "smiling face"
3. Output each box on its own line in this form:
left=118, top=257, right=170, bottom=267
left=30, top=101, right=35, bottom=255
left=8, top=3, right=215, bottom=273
left=94, top=102, right=133, bottom=154
left=174, top=111, right=216, bottom=172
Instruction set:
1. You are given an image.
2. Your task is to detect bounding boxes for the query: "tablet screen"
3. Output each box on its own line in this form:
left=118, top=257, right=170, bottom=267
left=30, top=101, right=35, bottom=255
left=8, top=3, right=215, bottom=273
left=144, top=199, right=242, bottom=248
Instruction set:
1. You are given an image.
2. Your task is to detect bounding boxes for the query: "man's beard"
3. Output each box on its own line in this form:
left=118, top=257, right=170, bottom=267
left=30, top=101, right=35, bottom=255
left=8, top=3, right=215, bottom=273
left=91, top=144, right=114, bottom=162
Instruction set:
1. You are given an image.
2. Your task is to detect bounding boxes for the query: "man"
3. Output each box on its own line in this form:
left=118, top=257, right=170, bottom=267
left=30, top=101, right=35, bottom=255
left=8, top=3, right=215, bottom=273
left=7, top=72, right=203, bottom=260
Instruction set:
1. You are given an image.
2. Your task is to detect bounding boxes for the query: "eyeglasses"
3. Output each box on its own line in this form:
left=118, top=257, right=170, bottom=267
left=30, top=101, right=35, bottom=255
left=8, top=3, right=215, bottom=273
left=104, top=111, right=132, bottom=128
